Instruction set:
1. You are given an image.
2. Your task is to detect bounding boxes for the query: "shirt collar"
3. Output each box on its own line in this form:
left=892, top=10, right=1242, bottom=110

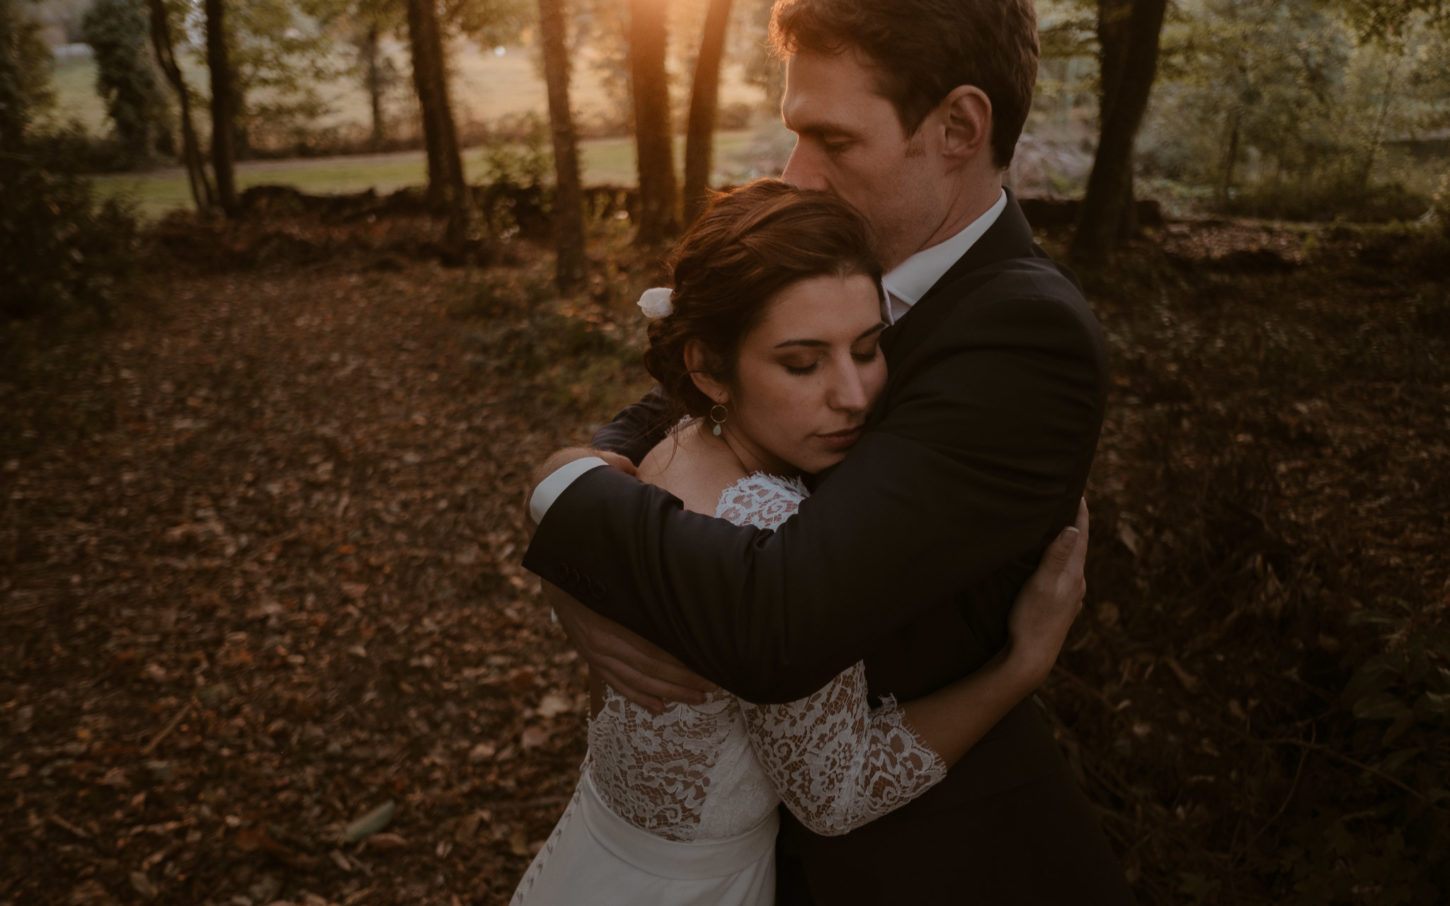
left=881, top=189, right=1007, bottom=325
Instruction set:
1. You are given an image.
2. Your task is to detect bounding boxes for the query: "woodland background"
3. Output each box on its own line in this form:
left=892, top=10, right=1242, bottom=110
left=1, top=0, right=1448, bottom=903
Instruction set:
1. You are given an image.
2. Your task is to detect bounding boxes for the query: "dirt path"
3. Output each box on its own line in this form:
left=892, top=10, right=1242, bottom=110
left=1, top=260, right=590, bottom=905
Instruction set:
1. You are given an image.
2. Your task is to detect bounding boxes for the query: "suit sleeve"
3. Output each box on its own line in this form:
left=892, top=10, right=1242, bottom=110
left=590, top=386, right=671, bottom=465
left=524, top=291, right=1107, bottom=703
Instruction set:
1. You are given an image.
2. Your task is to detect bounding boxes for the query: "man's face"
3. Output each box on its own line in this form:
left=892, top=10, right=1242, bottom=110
left=780, top=48, right=947, bottom=271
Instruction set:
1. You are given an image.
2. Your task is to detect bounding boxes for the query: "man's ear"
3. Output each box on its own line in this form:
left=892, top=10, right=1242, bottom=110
left=684, top=338, right=729, bottom=405
left=939, top=85, right=992, bottom=164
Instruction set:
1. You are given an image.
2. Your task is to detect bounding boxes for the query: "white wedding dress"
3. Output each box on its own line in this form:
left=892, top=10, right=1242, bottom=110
left=510, top=473, right=949, bottom=906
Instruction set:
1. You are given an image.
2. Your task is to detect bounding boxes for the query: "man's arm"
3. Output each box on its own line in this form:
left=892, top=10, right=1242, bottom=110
left=590, top=385, right=671, bottom=466
left=525, top=291, right=1107, bottom=703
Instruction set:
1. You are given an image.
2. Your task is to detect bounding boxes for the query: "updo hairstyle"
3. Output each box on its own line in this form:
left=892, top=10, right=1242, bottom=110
left=642, top=179, right=884, bottom=421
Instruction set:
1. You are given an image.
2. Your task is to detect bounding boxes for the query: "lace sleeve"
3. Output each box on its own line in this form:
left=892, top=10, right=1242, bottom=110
left=739, top=664, right=948, bottom=836
left=714, top=473, right=949, bottom=836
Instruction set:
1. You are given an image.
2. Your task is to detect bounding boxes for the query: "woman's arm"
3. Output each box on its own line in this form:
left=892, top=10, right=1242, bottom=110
left=741, top=504, right=1088, bottom=835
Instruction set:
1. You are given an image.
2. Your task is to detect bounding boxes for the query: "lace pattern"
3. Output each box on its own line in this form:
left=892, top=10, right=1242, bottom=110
left=586, top=471, right=949, bottom=840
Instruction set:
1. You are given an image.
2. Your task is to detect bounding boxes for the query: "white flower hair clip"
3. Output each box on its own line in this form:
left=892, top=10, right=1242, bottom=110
left=637, top=286, right=674, bottom=320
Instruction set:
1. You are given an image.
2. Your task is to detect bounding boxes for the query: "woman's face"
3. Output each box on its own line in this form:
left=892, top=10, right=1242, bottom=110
left=722, top=272, right=887, bottom=476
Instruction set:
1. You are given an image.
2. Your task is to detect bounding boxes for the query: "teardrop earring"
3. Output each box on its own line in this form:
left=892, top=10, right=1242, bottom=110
left=709, top=404, right=728, bottom=437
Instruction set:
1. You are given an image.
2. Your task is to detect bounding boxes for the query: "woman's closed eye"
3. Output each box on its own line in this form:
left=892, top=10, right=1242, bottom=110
left=782, top=357, right=821, bottom=376
left=852, top=343, right=880, bottom=364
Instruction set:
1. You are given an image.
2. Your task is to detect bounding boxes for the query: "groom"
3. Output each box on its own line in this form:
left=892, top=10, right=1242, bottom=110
left=524, top=0, right=1133, bottom=902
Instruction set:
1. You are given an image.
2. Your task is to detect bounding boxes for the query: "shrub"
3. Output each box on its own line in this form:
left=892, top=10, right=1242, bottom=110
left=80, top=0, right=173, bottom=167
left=1222, top=176, right=1431, bottom=223
left=0, top=159, right=143, bottom=325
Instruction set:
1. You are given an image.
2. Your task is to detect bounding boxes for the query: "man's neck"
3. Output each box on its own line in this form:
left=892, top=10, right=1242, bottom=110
left=918, top=175, right=1004, bottom=260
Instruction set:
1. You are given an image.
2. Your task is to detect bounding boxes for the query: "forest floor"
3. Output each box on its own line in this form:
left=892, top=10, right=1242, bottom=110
left=1, top=208, right=1447, bottom=905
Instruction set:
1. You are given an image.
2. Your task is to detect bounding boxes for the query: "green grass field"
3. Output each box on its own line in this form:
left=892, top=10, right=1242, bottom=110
left=90, top=126, right=790, bottom=220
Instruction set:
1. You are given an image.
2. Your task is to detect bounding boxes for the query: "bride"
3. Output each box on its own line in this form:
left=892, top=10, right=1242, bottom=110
left=511, top=180, right=1088, bottom=905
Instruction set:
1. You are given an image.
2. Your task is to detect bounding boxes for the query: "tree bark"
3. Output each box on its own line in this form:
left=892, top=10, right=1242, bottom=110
left=1071, top=0, right=1167, bottom=262
left=406, top=0, right=471, bottom=245
left=1217, top=110, right=1240, bottom=208
left=204, top=0, right=238, bottom=215
left=363, top=24, right=385, bottom=150
left=682, top=0, right=732, bottom=227
left=147, top=0, right=213, bottom=213
left=628, top=0, right=678, bottom=245
left=537, top=0, right=588, bottom=291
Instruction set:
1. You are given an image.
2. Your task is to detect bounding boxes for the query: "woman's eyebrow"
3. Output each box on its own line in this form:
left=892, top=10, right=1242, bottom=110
left=773, top=323, right=885, bottom=349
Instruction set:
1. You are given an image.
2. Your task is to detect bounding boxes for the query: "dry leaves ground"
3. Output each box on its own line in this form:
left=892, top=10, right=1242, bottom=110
left=1, top=217, right=651, bottom=905
left=2, top=210, right=1447, bottom=905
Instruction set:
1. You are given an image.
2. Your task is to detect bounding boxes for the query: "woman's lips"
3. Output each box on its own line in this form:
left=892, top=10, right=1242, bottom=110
left=817, top=427, right=864, bottom=450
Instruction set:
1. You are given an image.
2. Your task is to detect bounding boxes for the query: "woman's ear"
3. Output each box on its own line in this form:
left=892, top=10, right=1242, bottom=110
left=939, top=85, right=992, bottom=164
left=684, top=338, right=729, bottom=405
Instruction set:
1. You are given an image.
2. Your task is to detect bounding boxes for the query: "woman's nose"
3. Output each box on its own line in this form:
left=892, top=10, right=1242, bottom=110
left=829, top=362, right=869, bottom=411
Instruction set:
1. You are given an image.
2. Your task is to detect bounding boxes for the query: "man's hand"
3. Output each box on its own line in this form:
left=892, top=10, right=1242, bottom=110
left=530, top=446, right=636, bottom=493
left=525, top=446, right=637, bottom=527
left=544, top=581, right=717, bottom=712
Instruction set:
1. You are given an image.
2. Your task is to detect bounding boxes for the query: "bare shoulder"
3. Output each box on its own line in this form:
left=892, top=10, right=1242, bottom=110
left=637, top=420, right=748, bottom=516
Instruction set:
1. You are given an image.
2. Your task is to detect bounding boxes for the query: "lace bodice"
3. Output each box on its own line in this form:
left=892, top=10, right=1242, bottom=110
left=586, top=473, right=949, bottom=840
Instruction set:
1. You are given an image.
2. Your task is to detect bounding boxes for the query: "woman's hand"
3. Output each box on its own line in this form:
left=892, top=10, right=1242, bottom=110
left=1002, top=498, right=1090, bottom=686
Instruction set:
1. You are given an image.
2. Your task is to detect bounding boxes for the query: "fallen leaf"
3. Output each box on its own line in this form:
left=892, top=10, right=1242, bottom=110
left=343, top=800, right=395, bottom=843
left=520, top=726, right=550, bottom=749
left=535, top=693, right=573, bottom=719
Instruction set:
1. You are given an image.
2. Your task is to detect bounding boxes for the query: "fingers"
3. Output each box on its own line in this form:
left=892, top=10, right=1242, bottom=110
left=1071, top=497, right=1089, bottom=566
left=593, top=656, right=715, bottom=713
left=593, top=631, right=715, bottom=702
left=529, top=446, right=599, bottom=492
left=1041, top=498, right=1090, bottom=595
left=595, top=450, right=638, bottom=476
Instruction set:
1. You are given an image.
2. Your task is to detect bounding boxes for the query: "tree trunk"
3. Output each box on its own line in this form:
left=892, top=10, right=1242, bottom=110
left=1360, top=58, right=1400, bottom=190
left=0, top=0, right=27, bottom=152
left=204, top=0, right=238, bottom=215
left=407, top=0, right=445, bottom=208
left=363, top=24, right=385, bottom=151
left=628, top=0, right=678, bottom=245
left=682, top=0, right=732, bottom=227
left=406, top=0, right=471, bottom=245
left=537, top=0, right=588, bottom=292
left=1217, top=110, right=1240, bottom=209
left=147, top=0, right=213, bottom=213
left=1071, top=0, right=1167, bottom=262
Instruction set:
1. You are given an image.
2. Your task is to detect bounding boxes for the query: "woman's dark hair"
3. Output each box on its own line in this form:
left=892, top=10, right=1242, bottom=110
left=642, top=179, right=884, bottom=420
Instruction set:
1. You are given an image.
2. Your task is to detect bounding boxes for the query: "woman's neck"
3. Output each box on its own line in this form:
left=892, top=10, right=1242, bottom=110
left=713, top=421, right=798, bottom=480
left=636, top=417, right=799, bottom=516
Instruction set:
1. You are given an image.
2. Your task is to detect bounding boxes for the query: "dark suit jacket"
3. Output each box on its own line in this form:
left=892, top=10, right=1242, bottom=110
left=523, top=192, right=1133, bottom=904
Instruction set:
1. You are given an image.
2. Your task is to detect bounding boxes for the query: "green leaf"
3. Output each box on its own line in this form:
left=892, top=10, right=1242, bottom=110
left=1382, top=709, right=1417, bottom=745
left=1378, top=747, right=1423, bottom=774
left=1352, top=691, right=1412, bottom=721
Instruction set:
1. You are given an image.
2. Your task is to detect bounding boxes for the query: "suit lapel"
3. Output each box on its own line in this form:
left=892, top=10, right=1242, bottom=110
left=879, top=189, right=1041, bottom=363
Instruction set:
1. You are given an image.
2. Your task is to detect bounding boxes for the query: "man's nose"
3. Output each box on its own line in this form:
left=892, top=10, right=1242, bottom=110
left=781, top=141, right=826, bottom=190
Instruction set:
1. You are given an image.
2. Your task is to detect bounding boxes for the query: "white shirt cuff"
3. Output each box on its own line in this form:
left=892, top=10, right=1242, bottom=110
left=529, top=457, right=610, bottom=524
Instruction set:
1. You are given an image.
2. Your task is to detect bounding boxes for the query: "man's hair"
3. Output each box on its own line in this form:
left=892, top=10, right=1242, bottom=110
left=643, top=179, right=883, bottom=420
left=771, top=0, right=1039, bottom=168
